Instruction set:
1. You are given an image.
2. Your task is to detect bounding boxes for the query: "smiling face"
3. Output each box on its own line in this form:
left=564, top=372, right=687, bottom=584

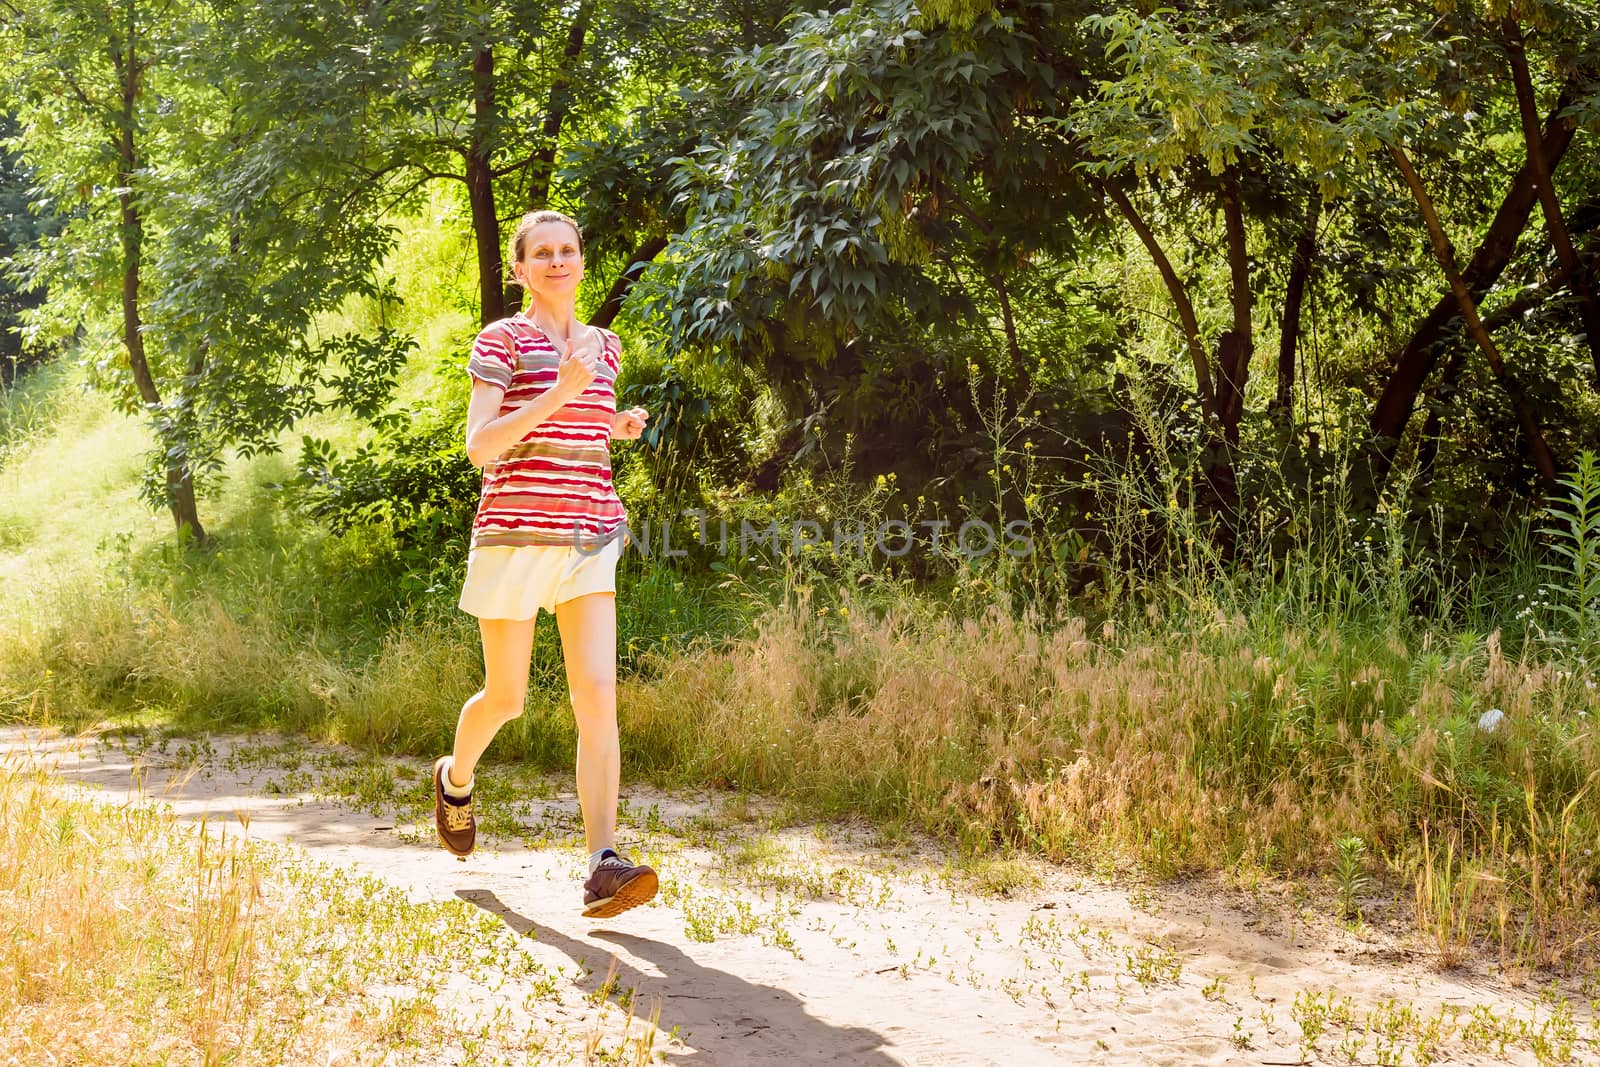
left=513, top=219, right=585, bottom=304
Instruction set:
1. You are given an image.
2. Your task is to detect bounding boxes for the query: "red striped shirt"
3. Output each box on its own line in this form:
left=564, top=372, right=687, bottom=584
left=465, top=313, right=628, bottom=548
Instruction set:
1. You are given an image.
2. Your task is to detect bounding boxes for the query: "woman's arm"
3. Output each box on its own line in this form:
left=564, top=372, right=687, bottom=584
left=465, top=347, right=598, bottom=467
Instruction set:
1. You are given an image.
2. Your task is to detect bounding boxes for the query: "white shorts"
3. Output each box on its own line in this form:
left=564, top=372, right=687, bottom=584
left=457, top=534, right=624, bottom=621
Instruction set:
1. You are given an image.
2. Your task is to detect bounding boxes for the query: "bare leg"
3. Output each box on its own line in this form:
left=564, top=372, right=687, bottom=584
left=555, top=591, right=619, bottom=854
left=450, top=616, right=537, bottom=788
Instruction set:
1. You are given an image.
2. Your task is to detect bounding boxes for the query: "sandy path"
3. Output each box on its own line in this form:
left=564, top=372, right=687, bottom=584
left=5, top=725, right=1594, bottom=1066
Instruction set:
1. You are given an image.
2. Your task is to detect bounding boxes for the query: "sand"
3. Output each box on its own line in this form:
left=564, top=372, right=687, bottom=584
left=4, top=724, right=1594, bottom=1065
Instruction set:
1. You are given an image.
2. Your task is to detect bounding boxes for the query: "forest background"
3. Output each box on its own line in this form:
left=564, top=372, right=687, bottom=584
left=4, top=0, right=1600, bottom=976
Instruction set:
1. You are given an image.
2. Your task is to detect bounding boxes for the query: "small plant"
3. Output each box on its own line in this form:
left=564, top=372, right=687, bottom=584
left=1121, top=942, right=1182, bottom=987
left=1292, top=989, right=1348, bottom=1059
left=1541, top=450, right=1600, bottom=648
left=1333, top=834, right=1370, bottom=918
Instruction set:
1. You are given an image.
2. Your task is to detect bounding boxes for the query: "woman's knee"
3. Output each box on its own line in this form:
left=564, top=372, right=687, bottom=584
left=567, top=676, right=616, bottom=714
left=473, top=687, right=527, bottom=724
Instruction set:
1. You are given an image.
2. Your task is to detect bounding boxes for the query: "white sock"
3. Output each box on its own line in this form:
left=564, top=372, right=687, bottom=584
left=440, top=756, right=474, bottom=798
left=588, top=848, right=616, bottom=874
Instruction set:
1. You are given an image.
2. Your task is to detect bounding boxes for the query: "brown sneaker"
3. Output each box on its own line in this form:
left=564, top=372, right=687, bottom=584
left=433, top=756, right=475, bottom=858
left=582, top=850, right=658, bottom=918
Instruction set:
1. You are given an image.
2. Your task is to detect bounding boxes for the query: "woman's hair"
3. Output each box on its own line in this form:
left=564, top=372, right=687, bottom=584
left=509, top=210, right=584, bottom=266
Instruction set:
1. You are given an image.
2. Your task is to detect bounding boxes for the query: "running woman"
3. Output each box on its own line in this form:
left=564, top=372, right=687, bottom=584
left=433, top=209, right=658, bottom=920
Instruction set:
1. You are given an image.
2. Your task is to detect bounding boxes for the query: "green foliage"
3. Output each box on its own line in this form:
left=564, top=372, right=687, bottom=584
left=1540, top=451, right=1600, bottom=648
left=0, top=114, right=62, bottom=379
left=294, top=405, right=479, bottom=564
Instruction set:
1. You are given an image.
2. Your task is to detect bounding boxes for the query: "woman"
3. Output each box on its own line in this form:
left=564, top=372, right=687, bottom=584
left=432, top=209, right=657, bottom=920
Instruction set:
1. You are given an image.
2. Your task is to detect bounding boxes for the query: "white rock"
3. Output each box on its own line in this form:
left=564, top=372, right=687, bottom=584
left=1477, top=708, right=1506, bottom=733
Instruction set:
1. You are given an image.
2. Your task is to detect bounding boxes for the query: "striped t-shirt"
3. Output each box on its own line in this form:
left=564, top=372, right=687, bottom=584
left=464, top=312, right=628, bottom=549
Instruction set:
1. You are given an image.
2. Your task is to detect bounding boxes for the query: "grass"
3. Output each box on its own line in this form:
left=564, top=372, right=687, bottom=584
left=0, top=751, right=578, bottom=1064
left=21, top=723, right=1600, bottom=1065
left=5, top=337, right=1600, bottom=983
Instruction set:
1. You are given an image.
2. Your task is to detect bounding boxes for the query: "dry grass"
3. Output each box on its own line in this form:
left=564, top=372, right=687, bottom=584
left=9, top=554, right=1600, bottom=974
left=0, top=751, right=567, bottom=1064
left=620, top=588, right=1600, bottom=972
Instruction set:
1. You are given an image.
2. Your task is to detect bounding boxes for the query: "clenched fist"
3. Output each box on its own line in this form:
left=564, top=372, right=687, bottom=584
left=612, top=406, right=649, bottom=441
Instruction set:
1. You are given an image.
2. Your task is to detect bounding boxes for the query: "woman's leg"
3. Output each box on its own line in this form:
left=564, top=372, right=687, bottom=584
left=449, top=616, right=538, bottom=787
left=554, top=590, right=619, bottom=854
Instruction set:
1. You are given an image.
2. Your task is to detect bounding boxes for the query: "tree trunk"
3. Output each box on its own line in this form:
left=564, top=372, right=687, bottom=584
left=1389, top=144, right=1558, bottom=486
left=1368, top=79, right=1578, bottom=464
left=501, top=1, right=593, bottom=314
left=590, top=234, right=668, bottom=328
left=527, top=0, right=592, bottom=212
left=993, top=270, right=1030, bottom=395
left=1503, top=18, right=1600, bottom=380
left=1272, top=195, right=1319, bottom=432
left=467, top=41, right=505, bottom=326
left=113, top=31, right=203, bottom=543
left=1215, top=171, right=1254, bottom=443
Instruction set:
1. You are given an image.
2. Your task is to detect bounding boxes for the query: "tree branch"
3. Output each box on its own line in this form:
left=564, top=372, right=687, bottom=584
left=1100, top=180, right=1221, bottom=427
left=1273, top=194, right=1319, bottom=431
left=590, top=234, right=669, bottom=329
left=1389, top=143, right=1557, bottom=485
left=1368, top=75, right=1579, bottom=465
left=1503, top=16, right=1600, bottom=379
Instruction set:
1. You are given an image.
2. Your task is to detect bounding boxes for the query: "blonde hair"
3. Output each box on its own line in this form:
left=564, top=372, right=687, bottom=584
left=509, top=210, right=584, bottom=267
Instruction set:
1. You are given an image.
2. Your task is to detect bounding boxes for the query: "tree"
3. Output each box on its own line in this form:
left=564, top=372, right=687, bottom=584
left=640, top=0, right=1106, bottom=494
left=3, top=0, right=208, bottom=538
left=4, top=0, right=413, bottom=541
left=1322, top=0, right=1600, bottom=493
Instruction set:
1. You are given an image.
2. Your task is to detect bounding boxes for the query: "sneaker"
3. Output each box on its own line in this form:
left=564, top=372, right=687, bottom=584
left=433, top=756, right=475, bottom=858
left=582, top=849, right=659, bottom=918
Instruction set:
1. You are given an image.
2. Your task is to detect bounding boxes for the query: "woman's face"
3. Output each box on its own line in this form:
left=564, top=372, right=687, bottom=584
left=515, top=220, right=584, bottom=301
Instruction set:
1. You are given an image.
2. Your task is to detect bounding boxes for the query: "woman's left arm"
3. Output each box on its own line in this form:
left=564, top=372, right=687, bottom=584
left=600, top=328, right=649, bottom=440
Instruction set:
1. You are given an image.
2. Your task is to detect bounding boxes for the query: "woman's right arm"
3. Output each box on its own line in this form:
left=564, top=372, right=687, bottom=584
left=464, top=349, right=597, bottom=468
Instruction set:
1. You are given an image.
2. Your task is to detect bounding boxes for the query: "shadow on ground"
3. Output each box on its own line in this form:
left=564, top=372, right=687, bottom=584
left=457, top=888, right=899, bottom=1065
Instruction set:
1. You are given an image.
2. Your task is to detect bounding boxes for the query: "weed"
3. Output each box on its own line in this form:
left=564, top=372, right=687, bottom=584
left=1333, top=834, right=1369, bottom=919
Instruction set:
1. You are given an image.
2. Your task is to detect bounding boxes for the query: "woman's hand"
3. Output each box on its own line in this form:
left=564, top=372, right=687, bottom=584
left=554, top=340, right=598, bottom=400
left=611, top=406, right=649, bottom=440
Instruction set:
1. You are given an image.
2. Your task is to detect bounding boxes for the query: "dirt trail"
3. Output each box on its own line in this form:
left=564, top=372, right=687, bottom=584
left=6, top=725, right=1593, bottom=1066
